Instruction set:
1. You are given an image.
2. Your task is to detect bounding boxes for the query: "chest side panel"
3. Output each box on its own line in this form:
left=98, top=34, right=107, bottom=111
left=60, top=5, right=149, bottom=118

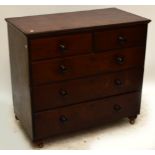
left=7, top=24, right=33, bottom=140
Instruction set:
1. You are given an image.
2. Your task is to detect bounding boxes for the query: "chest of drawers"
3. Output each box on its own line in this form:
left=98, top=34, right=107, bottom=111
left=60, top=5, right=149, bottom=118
left=6, top=8, right=151, bottom=147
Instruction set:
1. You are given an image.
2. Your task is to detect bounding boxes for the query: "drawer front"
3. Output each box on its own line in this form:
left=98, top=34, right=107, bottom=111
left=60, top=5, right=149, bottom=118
left=94, top=25, right=147, bottom=51
left=31, top=47, right=145, bottom=85
left=32, top=68, right=143, bottom=112
left=30, top=33, right=92, bottom=60
left=34, top=92, right=141, bottom=140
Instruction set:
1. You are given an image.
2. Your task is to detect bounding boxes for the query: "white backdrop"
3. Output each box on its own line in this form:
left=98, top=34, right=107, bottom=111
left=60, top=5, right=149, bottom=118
left=0, top=6, right=155, bottom=149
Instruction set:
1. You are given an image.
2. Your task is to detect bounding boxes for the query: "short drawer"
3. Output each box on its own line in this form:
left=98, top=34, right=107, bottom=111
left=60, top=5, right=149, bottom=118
left=94, top=25, right=147, bottom=51
left=31, top=47, right=145, bottom=85
left=34, top=92, right=141, bottom=140
left=30, top=33, right=92, bottom=60
left=32, top=68, right=143, bottom=112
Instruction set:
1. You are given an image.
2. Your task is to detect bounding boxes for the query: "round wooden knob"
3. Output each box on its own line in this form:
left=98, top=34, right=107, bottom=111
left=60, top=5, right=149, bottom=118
left=113, top=104, right=121, bottom=112
left=115, top=56, right=124, bottom=64
left=59, top=65, right=68, bottom=73
left=114, top=79, right=122, bottom=86
left=59, top=44, right=67, bottom=52
left=59, top=89, right=68, bottom=96
left=59, top=115, right=68, bottom=123
left=118, top=36, right=126, bottom=45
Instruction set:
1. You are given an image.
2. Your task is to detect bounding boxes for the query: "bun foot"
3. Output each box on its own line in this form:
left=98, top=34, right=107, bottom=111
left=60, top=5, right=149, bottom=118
left=128, top=115, right=137, bottom=125
left=35, top=141, right=44, bottom=148
left=129, top=119, right=135, bottom=124
left=15, top=115, right=19, bottom=120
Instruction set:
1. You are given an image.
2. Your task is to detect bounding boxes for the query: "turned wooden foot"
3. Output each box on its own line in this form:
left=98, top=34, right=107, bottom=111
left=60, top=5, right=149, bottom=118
left=129, top=118, right=135, bottom=124
left=34, top=141, right=44, bottom=148
left=128, top=115, right=137, bottom=125
left=15, top=115, right=19, bottom=120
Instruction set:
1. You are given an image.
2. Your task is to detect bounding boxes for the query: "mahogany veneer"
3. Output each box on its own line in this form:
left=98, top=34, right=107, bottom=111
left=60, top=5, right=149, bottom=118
left=6, top=8, right=151, bottom=147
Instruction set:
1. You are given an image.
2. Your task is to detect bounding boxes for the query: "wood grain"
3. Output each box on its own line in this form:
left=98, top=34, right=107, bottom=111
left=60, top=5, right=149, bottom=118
left=31, top=47, right=145, bottom=85
left=94, top=24, right=147, bottom=51
left=7, top=24, right=33, bottom=140
left=34, top=91, right=141, bottom=140
left=30, top=32, right=92, bottom=60
left=5, top=8, right=150, bottom=36
left=32, top=68, right=143, bottom=112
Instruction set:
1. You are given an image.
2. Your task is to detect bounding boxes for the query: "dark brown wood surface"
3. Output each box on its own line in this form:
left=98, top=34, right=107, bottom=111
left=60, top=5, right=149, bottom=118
left=32, top=68, right=143, bottom=112
left=95, top=24, right=147, bottom=51
left=7, top=24, right=33, bottom=139
left=31, top=47, right=145, bottom=85
left=5, top=8, right=150, bottom=36
left=30, top=32, right=92, bottom=60
left=29, top=24, right=147, bottom=61
left=34, top=91, right=141, bottom=140
left=6, top=8, right=150, bottom=144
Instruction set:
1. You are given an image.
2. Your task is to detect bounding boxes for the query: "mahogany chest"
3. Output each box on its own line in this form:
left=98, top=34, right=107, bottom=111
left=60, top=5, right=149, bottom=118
left=6, top=8, right=151, bottom=147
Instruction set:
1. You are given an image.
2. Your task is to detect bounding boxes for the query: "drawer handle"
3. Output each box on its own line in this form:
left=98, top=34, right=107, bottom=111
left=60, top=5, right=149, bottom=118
left=59, top=44, right=67, bottom=52
left=114, top=79, right=122, bottom=86
left=59, top=115, right=68, bottom=123
left=59, top=65, right=68, bottom=73
left=59, top=89, right=68, bottom=96
left=115, top=56, right=124, bottom=64
left=113, top=104, right=122, bottom=112
left=118, top=36, right=126, bottom=45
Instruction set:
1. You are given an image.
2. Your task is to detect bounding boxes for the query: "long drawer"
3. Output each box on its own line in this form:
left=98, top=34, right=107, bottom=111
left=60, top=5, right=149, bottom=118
left=94, top=24, right=147, bottom=51
left=31, top=47, right=145, bottom=85
left=32, top=68, right=143, bottom=112
left=34, top=92, right=141, bottom=140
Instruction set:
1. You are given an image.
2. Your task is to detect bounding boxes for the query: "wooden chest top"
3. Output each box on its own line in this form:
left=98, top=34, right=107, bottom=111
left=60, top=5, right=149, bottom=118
left=5, top=8, right=150, bottom=36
